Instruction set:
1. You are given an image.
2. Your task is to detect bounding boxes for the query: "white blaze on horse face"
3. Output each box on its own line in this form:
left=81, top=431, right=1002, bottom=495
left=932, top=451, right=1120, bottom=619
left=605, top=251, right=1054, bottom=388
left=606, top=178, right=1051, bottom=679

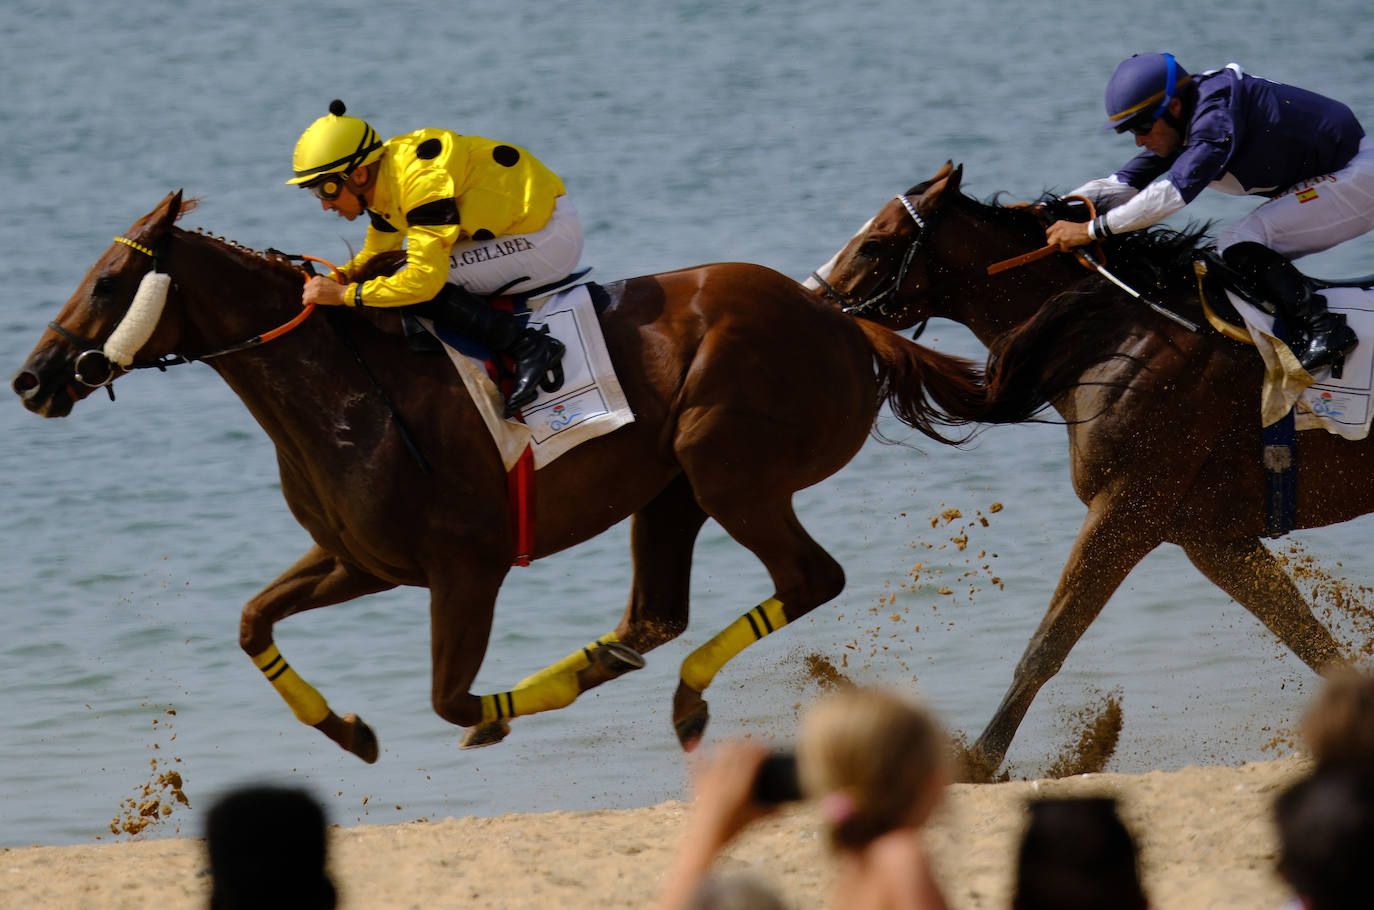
left=802, top=216, right=875, bottom=290
left=104, top=271, right=172, bottom=367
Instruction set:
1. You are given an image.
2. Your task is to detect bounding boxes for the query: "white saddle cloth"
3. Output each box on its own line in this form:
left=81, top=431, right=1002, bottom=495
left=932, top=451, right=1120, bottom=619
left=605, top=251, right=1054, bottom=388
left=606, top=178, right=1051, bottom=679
left=420, top=284, right=635, bottom=469
left=1231, top=286, right=1374, bottom=439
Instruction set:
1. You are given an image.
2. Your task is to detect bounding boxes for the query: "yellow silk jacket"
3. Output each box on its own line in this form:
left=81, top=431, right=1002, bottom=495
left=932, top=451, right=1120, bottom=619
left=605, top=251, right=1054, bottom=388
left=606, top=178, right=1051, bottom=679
left=341, top=128, right=566, bottom=307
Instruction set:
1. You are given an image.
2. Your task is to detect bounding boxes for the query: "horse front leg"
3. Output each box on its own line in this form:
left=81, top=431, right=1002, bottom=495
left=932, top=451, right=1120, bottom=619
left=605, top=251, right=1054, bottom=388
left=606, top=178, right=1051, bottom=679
left=968, top=500, right=1164, bottom=780
left=240, top=545, right=397, bottom=763
left=1182, top=536, right=1348, bottom=672
left=460, top=474, right=707, bottom=748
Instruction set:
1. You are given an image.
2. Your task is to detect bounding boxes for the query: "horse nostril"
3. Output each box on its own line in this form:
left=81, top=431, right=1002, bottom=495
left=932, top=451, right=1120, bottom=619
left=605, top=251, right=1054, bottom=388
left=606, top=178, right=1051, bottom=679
left=12, top=370, right=39, bottom=397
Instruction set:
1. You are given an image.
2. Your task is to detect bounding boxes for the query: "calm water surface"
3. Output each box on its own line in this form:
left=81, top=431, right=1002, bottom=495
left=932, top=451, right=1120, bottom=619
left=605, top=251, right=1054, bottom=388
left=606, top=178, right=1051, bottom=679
left=3, top=0, right=1374, bottom=847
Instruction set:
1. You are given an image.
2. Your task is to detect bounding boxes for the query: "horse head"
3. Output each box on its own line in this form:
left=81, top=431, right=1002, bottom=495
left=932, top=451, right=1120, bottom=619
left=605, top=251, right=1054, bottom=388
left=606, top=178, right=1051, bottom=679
left=13, top=193, right=316, bottom=419
left=807, top=162, right=967, bottom=330
left=13, top=192, right=191, bottom=417
left=808, top=163, right=1076, bottom=341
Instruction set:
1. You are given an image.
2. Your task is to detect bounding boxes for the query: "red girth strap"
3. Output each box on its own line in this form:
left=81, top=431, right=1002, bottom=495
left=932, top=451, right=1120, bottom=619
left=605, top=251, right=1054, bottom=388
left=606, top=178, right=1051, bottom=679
left=508, top=444, right=535, bottom=566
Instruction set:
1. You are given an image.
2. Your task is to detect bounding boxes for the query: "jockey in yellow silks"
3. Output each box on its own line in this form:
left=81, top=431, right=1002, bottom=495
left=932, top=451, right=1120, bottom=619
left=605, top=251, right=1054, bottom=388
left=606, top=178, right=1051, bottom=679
left=289, top=100, right=583, bottom=417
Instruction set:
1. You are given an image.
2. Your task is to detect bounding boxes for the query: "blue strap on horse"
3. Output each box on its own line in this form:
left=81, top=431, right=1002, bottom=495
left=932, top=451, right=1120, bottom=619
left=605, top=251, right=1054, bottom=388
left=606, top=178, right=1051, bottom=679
left=1262, top=314, right=1298, bottom=538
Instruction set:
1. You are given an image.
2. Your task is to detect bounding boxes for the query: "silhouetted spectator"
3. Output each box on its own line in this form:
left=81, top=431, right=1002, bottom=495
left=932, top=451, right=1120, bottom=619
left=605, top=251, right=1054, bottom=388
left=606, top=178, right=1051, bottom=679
left=1275, top=769, right=1374, bottom=910
left=206, top=784, right=336, bottom=910
left=1012, top=796, right=1148, bottom=910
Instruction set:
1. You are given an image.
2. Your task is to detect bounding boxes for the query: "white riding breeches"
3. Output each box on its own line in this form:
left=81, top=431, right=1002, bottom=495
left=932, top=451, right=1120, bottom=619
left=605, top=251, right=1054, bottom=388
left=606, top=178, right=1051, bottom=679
left=1219, top=137, right=1374, bottom=258
left=446, top=196, right=585, bottom=295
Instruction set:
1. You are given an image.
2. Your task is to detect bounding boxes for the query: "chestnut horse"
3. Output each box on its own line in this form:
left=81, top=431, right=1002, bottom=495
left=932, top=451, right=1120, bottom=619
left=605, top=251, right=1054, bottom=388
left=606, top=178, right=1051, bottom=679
left=809, top=163, right=1361, bottom=779
left=13, top=192, right=1056, bottom=763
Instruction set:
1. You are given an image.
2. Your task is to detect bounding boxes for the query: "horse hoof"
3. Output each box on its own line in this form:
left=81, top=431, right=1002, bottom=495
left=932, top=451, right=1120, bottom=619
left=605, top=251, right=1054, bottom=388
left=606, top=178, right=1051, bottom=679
left=953, top=742, right=1005, bottom=784
left=591, top=641, right=646, bottom=677
left=460, top=720, right=511, bottom=749
left=672, top=685, right=710, bottom=751
left=343, top=713, right=379, bottom=764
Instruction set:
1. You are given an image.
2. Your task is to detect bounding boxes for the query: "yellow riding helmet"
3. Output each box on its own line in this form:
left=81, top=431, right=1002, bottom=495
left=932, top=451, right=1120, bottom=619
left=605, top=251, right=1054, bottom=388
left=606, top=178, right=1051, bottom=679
left=286, top=100, right=384, bottom=186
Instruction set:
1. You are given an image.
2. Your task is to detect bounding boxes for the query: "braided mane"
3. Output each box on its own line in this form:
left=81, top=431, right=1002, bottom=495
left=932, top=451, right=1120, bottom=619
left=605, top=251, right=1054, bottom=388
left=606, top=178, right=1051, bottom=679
left=177, top=227, right=304, bottom=281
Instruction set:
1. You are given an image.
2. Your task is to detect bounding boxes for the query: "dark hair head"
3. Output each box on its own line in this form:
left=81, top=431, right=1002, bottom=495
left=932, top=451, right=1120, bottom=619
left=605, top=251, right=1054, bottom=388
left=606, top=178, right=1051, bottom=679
left=1275, top=770, right=1374, bottom=909
left=1013, top=797, right=1147, bottom=910
left=206, top=784, right=336, bottom=910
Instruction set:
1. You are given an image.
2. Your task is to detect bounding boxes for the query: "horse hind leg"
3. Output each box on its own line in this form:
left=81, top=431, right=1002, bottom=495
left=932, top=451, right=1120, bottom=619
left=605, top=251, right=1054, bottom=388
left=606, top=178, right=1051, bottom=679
left=240, top=546, right=397, bottom=763
left=462, top=474, right=707, bottom=746
left=671, top=497, right=845, bottom=750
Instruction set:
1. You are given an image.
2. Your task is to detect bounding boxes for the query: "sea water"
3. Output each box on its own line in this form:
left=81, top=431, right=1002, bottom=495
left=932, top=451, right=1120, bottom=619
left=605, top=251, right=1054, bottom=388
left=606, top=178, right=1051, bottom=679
left=2, top=0, right=1373, bottom=847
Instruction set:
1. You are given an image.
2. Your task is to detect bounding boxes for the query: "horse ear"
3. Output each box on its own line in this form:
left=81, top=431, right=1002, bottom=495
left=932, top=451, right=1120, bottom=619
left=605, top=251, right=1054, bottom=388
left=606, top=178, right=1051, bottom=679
left=922, top=162, right=964, bottom=209
left=948, top=163, right=963, bottom=192
left=150, top=190, right=185, bottom=236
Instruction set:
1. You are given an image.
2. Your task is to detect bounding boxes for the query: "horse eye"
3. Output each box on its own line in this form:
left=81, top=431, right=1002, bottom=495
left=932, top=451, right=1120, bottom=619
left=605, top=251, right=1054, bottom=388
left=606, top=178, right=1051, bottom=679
left=858, top=239, right=884, bottom=258
left=92, top=275, right=119, bottom=299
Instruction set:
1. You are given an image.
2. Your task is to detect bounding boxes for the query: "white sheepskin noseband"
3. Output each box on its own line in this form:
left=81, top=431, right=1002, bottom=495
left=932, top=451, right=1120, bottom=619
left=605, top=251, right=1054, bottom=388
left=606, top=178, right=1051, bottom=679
left=103, top=271, right=171, bottom=367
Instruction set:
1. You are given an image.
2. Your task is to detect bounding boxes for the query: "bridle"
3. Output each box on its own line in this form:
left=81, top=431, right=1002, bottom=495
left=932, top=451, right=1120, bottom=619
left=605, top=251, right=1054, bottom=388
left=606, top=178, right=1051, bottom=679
left=809, top=194, right=931, bottom=329
left=50, top=234, right=323, bottom=396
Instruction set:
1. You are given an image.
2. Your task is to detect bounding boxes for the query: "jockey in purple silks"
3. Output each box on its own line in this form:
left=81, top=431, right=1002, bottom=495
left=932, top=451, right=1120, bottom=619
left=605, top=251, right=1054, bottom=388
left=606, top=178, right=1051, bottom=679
left=1048, top=52, right=1374, bottom=375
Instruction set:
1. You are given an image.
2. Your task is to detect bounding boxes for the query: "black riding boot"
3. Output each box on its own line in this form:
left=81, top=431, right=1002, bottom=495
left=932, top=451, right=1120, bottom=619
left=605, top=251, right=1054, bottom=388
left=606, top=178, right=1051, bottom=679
left=1222, top=241, right=1358, bottom=376
left=415, top=285, right=566, bottom=416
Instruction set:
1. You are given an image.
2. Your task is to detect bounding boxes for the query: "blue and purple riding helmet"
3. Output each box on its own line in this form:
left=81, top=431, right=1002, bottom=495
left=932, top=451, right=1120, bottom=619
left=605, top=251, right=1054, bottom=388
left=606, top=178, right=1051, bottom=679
left=1102, top=52, right=1191, bottom=133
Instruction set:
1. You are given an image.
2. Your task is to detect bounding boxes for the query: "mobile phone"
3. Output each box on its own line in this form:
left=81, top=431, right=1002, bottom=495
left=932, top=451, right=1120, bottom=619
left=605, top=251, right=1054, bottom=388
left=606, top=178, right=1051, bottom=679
left=753, top=752, right=802, bottom=803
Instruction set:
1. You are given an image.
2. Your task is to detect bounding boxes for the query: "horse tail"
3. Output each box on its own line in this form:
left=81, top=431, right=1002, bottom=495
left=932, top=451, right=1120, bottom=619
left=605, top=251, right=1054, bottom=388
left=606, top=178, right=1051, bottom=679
left=854, top=322, right=989, bottom=444
left=857, top=320, right=1065, bottom=442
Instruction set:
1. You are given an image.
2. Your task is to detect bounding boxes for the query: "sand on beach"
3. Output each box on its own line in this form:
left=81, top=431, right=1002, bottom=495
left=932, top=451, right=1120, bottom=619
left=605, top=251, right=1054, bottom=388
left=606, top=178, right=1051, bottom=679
left=0, top=756, right=1308, bottom=910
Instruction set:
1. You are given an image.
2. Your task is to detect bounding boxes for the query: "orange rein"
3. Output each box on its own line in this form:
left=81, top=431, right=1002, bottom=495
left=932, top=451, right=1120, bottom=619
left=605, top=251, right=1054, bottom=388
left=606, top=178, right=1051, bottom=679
left=985, top=196, right=1105, bottom=276
left=256, top=254, right=343, bottom=343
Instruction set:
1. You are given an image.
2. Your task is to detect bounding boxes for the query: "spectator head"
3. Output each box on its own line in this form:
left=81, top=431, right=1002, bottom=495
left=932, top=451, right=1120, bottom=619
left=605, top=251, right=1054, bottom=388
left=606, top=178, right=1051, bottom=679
left=1012, top=796, right=1147, bottom=910
left=1301, top=669, right=1374, bottom=774
left=1275, top=770, right=1374, bottom=910
left=796, top=686, right=948, bottom=852
left=206, top=784, right=336, bottom=910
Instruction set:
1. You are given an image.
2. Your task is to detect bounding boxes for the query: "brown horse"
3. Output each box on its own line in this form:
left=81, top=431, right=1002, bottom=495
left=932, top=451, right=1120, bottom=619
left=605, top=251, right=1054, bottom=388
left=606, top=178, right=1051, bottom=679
left=809, top=162, right=1362, bottom=779
left=12, top=191, right=1056, bottom=763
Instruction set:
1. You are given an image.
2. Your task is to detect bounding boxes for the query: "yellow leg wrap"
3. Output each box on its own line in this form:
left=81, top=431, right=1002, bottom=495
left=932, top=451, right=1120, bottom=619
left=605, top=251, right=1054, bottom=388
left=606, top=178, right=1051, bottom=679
left=480, top=634, right=620, bottom=724
left=253, top=643, right=330, bottom=727
left=514, top=634, right=619, bottom=689
left=680, top=598, right=789, bottom=693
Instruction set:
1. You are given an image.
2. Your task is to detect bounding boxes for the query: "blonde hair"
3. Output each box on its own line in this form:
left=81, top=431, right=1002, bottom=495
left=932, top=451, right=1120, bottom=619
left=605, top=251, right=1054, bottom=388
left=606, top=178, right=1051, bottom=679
left=1302, top=669, right=1374, bottom=774
left=796, top=686, right=946, bottom=851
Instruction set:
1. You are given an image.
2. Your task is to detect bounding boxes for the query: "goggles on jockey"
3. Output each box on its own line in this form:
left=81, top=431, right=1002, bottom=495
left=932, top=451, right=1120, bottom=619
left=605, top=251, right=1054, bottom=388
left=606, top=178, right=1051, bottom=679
left=1115, top=112, right=1158, bottom=136
left=305, top=173, right=347, bottom=201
